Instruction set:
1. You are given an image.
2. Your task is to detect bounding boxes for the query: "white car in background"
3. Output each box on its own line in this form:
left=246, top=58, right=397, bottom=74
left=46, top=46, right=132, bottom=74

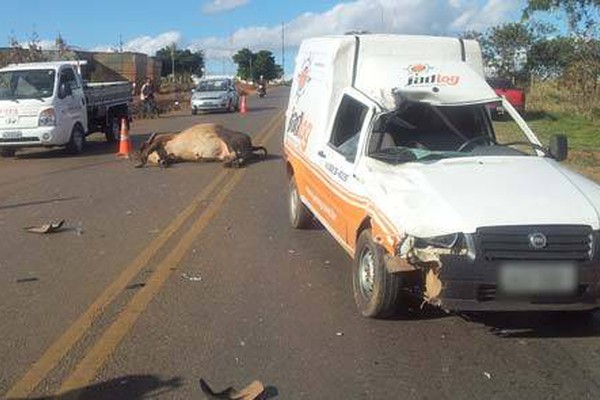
left=191, top=77, right=239, bottom=114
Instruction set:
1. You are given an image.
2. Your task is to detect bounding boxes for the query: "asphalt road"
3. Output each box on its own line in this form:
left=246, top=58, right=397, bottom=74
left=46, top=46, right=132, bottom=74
left=2, top=87, right=600, bottom=400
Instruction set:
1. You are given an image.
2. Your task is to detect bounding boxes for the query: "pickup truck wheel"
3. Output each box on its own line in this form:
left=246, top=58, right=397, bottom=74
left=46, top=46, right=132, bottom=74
left=66, top=126, right=86, bottom=155
left=353, top=230, right=402, bottom=318
left=105, top=117, right=120, bottom=142
left=289, top=178, right=312, bottom=229
left=0, top=148, right=16, bottom=158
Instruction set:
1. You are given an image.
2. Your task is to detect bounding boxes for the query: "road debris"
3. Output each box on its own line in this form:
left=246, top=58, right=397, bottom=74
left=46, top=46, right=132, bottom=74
left=76, top=221, right=84, bottom=236
left=199, top=378, right=265, bottom=400
left=24, top=219, right=65, bottom=234
left=16, top=277, right=39, bottom=283
left=182, top=273, right=202, bottom=282
left=483, top=372, right=492, bottom=380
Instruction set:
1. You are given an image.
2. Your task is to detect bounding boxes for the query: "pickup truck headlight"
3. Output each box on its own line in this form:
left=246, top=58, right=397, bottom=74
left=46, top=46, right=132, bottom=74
left=38, top=108, right=56, bottom=127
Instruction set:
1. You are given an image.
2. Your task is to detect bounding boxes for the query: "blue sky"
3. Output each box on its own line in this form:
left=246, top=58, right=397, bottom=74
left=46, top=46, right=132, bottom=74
left=4, top=0, right=525, bottom=76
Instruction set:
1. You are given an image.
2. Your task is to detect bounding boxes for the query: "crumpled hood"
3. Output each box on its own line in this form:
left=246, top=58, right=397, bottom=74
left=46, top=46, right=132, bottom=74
left=366, top=156, right=600, bottom=237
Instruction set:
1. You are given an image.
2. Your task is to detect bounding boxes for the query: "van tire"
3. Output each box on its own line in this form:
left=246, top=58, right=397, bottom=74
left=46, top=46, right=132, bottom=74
left=289, top=178, right=312, bottom=229
left=353, top=230, right=402, bottom=318
left=67, top=125, right=86, bottom=155
left=0, top=148, right=16, bottom=158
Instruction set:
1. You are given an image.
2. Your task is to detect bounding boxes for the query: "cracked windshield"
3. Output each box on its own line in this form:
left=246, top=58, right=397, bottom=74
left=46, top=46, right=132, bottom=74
left=1, top=1, right=599, bottom=399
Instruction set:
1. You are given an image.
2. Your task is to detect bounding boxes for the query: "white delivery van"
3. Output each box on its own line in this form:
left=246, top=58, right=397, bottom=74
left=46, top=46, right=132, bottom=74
left=0, top=61, right=131, bottom=157
left=284, top=34, right=600, bottom=318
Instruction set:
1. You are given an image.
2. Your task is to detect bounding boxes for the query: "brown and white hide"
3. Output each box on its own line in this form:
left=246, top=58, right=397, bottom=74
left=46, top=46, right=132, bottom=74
left=136, top=123, right=266, bottom=168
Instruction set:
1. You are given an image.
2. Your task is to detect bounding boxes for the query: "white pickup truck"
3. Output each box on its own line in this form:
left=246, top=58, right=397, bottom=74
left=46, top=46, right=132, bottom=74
left=0, top=61, right=132, bottom=157
left=284, top=34, right=600, bottom=318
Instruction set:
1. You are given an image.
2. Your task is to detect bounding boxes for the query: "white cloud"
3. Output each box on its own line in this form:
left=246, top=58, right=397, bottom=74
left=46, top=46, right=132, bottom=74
left=91, top=31, right=182, bottom=55
left=189, top=0, right=519, bottom=59
left=202, top=0, right=249, bottom=14
left=37, top=39, right=58, bottom=50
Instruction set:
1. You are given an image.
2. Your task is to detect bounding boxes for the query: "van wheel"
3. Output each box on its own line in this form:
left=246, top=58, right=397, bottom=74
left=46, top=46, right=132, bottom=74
left=353, top=230, right=402, bottom=318
left=288, top=178, right=312, bottom=229
left=67, top=126, right=86, bottom=155
left=0, top=148, right=16, bottom=158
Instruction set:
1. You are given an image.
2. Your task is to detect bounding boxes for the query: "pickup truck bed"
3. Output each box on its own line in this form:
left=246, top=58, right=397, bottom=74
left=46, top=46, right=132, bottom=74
left=84, top=81, right=132, bottom=109
left=84, top=81, right=132, bottom=140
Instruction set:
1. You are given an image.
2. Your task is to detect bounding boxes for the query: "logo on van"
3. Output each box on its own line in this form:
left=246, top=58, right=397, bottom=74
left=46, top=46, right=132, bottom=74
left=287, top=109, right=313, bottom=151
left=295, top=56, right=312, bottom=100
left=408, top=64, right=431, bottom=75
left=405, top=64, right=460, bottom=87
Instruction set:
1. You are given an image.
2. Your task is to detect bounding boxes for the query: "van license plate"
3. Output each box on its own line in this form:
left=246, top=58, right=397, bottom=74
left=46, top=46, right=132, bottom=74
left=499, top=262, right=577, bottom=295
left=2, top=131, right=22, bottom=139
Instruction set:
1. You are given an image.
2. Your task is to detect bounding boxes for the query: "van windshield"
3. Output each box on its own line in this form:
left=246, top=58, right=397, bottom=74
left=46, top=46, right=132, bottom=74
left=367, top=102, right=541, bottom=164
left=196, top=80, right=228, bottom=92
left=0, top=69, right=56, bottom=100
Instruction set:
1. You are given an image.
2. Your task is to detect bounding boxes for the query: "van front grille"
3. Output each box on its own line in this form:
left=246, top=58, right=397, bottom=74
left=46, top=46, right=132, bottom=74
left=477, top=225, right=593, bottom=262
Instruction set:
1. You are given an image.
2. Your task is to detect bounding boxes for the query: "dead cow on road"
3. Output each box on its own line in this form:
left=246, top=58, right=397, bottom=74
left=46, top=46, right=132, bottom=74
left=136, top=123, right=267, bottom=168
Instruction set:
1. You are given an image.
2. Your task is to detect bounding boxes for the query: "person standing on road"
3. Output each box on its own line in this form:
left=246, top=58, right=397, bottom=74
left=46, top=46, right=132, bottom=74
left=140, top=77, right=157, bottom=117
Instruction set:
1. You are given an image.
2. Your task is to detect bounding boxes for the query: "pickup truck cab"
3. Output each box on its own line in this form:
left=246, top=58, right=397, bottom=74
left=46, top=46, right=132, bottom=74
left=0, top=61, right=131, bottom=157
left=284, top=34, right=600, bottom=318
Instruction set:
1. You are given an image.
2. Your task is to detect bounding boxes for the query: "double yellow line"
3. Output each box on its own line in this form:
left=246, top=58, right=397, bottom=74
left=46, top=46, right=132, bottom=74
left=5, top=110, right=284, bottom=399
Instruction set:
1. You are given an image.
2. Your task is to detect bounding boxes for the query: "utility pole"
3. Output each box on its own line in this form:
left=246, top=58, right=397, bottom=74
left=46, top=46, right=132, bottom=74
left=281, top=22, right=285, bottom=80
left=171, top=43, right=175, bottom=83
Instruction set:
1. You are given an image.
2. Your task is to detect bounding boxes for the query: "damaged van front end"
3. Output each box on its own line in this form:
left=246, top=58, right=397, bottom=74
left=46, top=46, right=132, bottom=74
left=393, top=230, right=600, bottom=311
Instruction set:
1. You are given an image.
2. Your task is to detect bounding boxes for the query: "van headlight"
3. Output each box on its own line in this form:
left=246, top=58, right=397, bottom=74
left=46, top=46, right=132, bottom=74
left=38, top=108, right=56, bottom=126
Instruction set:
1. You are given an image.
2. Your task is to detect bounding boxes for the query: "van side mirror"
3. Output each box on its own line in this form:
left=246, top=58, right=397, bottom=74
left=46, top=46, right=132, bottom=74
left=58, top=82, right=72, bottom=99
left=548, top=134, right=568, bottom=161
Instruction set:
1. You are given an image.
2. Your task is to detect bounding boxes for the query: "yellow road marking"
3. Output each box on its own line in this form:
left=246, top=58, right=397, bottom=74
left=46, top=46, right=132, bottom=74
left=58, top=114, right=283, bottom=398
left=5, top=110, right=283, bottom=399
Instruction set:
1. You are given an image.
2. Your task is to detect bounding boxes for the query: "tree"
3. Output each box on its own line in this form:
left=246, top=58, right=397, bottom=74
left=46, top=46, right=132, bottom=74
left=482, top=22, right=536, bottom=83
left=232, top=48, right=282, bottom=81
left=232, top=48, right=255, bottom=81
left=155, top=46, right=205, bottom=78
left=524, top=0, right=600, bottom=37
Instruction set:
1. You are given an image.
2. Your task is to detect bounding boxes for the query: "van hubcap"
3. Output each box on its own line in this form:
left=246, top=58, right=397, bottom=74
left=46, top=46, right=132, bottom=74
left=359, top=249, right=375, bottom=298
left=290, top=184, right=298, bottom=218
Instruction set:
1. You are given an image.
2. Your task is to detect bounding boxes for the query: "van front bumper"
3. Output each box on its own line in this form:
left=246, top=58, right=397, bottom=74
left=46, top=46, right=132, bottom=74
left=191, top=98, right=229, bottom=112
left=435, top=256, right=600, bottom=312
left=0, top=126, right=64, bottom=147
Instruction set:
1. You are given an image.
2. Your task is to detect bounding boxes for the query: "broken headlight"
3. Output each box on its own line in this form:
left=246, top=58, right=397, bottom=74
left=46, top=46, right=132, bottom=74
left=414, top=233, right=462, bottom=249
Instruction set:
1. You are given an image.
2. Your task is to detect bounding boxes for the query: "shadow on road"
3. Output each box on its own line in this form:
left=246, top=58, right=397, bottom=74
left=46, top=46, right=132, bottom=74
left=13, top=141, right=119, bottom=160
left=0, top=196, right=80, bottom=211
left=461, top=310, right=600, bottom=338
left=243, top=106, right=278, bottom=113
left=6, top=374, right=182, bottom=400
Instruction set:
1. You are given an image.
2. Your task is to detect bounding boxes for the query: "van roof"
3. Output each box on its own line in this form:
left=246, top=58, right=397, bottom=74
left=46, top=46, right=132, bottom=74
left=296, top=34, right=496, bottom=109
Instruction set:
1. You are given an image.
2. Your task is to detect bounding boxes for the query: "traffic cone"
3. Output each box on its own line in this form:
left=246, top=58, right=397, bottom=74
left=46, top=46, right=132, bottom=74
left=240, top=95, right=248, bottom=114
left=116, top=118, right=132, bottom=158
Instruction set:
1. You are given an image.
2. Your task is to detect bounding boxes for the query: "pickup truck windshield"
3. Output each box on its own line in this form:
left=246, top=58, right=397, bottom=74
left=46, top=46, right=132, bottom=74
left=196, top=80, right=228, bottom=92
left=368, top=102, right=538, bottom=164
left=0, top=69, right=56, bottom=100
